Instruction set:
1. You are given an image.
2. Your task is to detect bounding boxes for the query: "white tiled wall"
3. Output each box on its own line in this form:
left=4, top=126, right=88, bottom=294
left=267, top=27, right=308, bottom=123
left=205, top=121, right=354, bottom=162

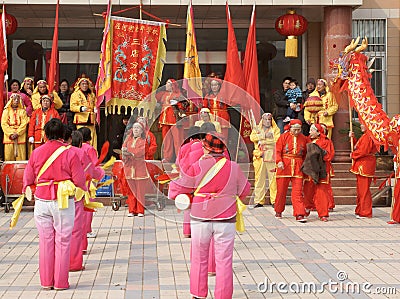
left=353, top=8, right=400, bottom=19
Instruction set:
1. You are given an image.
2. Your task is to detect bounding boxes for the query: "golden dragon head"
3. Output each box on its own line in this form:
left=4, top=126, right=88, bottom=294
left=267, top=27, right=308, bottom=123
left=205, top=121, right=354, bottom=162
left=330, top=36, right=368, bottom=82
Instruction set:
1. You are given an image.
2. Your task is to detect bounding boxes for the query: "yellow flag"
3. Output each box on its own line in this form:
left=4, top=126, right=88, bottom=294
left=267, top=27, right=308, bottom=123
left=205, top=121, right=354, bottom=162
left=9, top=194, right=25, bottom=229
left=183, top=2, right=202, bottom=99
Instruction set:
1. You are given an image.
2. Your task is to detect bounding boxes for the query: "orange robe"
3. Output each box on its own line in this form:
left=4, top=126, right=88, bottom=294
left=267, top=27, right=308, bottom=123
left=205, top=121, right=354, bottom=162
left=28, top=108, right=60, bottom=149
left=123, top=135, right=150, bottom=214
left=274, top=131, right=308, bottom=216
left=203, top=93, right=230, bottom=129
left=350, top=133, right=377, bottom=218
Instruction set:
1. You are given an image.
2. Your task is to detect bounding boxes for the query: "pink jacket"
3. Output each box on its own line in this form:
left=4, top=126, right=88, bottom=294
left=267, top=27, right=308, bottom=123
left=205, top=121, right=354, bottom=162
left=169, top=155, right=250, bottom=220
left=81, top=142, right=98, bottom=164
left=23, top=140, right=87, bottom=200
left=70, top=146, right=104, bottom=181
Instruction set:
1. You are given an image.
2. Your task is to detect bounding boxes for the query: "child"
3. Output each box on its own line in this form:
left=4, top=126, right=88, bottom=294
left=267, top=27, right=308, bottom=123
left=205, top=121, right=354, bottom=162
left=283, top=79, right=303, bottom=123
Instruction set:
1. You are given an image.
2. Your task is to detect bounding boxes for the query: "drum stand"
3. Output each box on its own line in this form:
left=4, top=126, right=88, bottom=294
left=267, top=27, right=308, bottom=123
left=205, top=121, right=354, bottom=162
left=4, top=175, right=11, bottom=213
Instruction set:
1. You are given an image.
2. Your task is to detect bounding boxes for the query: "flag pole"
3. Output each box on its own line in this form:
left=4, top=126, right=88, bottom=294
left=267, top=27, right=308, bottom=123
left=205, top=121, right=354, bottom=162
left=139, top=0, right=142, bottom=20
left=235, top=111, right=243, bottom=162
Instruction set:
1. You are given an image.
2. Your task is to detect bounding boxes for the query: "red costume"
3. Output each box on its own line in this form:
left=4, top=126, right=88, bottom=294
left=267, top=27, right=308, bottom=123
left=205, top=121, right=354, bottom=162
left=203, top=92, right=230, bottom=137
left=157, top=79, right=184, bottom=162
left=274, top=120, right=308, bottom=218
left=123, top=133, right=150, bottom=215
left=350, top=133, right=378, bottom=218
left=145, top=131, right=157, bottom=160
left=303, top=126, right=335, bottom=220
left=28, top=107, right=60, bottom=149
left=392, top=144, right=400, bottom=223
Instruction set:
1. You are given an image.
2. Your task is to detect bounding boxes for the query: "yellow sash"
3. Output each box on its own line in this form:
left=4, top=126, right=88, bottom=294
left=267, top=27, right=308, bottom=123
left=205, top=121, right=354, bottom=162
left=194, top=158, right=227, bottom=197
left=36, top=145, right=74, bottom=209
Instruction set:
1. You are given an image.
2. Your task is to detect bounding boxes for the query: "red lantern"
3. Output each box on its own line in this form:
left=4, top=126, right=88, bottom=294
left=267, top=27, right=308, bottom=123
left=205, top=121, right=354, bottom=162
left=5, top=13, right=18, bottom=35
left=275, top=10, right=308, bottom=58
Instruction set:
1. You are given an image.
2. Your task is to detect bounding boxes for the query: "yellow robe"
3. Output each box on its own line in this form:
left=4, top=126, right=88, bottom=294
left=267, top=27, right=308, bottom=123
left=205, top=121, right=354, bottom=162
left=250, top=120, right=280, bottom=205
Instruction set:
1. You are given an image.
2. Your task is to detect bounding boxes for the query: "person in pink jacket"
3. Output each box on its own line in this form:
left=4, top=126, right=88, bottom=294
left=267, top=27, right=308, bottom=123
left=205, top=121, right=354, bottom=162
left=68, top=130, right=104, bottom=272
left=78, top=127, right=99, bottom=247
left=23, top=118, right=87, bottom=290
left=169, top=133, right=250, bottom=299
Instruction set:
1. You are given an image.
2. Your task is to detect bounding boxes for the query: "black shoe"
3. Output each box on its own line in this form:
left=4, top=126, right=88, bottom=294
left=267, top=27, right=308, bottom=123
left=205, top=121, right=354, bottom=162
left=254, top=203, right=264, bottom=208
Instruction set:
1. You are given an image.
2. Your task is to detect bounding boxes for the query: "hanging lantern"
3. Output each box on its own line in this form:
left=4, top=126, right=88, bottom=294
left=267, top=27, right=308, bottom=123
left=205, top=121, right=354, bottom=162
left=5, top=13, right=18, bottom=35
left=275, top=10, right=308, bottom=58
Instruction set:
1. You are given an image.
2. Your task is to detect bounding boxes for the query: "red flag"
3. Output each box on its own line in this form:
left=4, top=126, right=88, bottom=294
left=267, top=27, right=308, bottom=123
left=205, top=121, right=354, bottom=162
left=242, top=4, right=260, bottom=112
left=47, top=0, right=59, bottom=95
left=0, top=5, right=8, bottom=114
left=222, top=2, right=245, bottom=107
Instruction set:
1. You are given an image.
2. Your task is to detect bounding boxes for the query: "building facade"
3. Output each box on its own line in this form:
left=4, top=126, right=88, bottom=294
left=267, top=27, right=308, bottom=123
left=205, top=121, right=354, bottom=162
left=2, top=0, right=400, bottom=153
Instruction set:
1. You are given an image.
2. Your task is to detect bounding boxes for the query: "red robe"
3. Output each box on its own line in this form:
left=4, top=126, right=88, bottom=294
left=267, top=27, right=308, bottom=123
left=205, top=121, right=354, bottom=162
left=202, top=93, right=230, bottom=128
left=274, top=131, right=308, bottom=217
left=351, top=133, right=378, bottom=218
left=28, top=107, right=60, bottom=148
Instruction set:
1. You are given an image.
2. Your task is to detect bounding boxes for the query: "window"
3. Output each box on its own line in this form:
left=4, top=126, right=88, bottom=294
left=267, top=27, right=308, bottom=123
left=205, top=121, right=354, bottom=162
left=352, top=19, right=386, bottom=110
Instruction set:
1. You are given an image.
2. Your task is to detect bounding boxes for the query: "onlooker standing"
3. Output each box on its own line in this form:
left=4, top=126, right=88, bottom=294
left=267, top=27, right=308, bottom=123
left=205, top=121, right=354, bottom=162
left=283, top=79, right=303, bottom=123
left=305, top=78, right=338, bottom=139
left=273, top=77, right=292, bottom=133
left=349, top=124, right=378, bottom=218
left=28, top=95, right=60, bottom=149
left=57, top=79, right=75, bottom=131
left=70, top=78, right=97, bottom=149
left=122, top=122, right=150, bottom=217
left=250, top=113, right=280, bottom=207
left=1, top=94, right=29, bottom=161
left=300, top=78, right=316, bottom=136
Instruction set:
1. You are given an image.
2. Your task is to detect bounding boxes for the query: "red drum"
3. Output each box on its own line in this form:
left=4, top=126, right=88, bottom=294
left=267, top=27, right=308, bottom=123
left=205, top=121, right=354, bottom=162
left=0, top=161, right=28, bottom=196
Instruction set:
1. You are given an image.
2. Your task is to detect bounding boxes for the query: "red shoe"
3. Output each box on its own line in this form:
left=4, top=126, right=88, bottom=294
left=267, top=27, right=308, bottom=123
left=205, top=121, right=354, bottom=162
left=305, top=209, right=311, bottom=217
left=320, top=217, right=328, bottom=222
left=296, top=215, right=307, bottom=223
left=387, top=220, right=399, bottom=225
left=275, top=212, right=282, bottom=219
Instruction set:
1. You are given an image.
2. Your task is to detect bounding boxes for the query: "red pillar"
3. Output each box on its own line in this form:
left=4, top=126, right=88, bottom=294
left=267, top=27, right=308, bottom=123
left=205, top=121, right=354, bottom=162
left=323, top=6, right=353, bottom=162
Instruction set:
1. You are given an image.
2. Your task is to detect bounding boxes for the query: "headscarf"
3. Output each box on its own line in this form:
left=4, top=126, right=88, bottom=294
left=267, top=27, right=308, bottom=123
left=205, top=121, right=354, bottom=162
left=4, top=93, right=24, bottom=110
left=32, top=80, right=48, bottom=95
left=74, top=77, right=94, bottom=92
left=257, top=113, right=280, bottom=142
left=20, top=77, right=34, bottom=91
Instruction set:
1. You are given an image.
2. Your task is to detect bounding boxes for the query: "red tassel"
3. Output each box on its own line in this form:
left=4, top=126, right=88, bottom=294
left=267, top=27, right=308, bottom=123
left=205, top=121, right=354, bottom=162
left=96, top=141, right=110, bottom=166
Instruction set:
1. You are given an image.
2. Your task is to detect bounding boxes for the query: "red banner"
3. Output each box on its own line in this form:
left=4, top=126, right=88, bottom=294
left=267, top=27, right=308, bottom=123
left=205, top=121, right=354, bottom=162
left=108, top=17, right=166, bottom=114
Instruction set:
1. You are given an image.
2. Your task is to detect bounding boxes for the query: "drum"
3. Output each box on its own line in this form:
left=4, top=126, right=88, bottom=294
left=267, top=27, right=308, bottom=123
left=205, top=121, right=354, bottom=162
left=0, top=161, right=28, bottom=196
left=175, top=194, right=192, bottom=210
left=25, top=184, right=36, bottom=201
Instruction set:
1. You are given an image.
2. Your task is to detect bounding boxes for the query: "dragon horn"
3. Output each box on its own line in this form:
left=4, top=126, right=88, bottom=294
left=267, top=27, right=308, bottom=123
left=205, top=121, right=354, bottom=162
left=367, top=57, right=376, bottom=69
left=355, top=36, right=368, bottom=53
left=344, top=38, right=355, bottom=54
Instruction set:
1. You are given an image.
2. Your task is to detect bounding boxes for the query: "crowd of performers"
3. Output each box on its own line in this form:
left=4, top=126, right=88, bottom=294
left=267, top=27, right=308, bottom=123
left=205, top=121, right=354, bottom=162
left=1, top=76, right=97, bottom=161
left=4, top=72, right=400, bottom=298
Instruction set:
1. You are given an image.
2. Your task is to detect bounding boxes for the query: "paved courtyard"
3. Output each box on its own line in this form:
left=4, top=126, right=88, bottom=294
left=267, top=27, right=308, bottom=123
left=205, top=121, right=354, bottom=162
left=0, top=203, right=399, bottom=299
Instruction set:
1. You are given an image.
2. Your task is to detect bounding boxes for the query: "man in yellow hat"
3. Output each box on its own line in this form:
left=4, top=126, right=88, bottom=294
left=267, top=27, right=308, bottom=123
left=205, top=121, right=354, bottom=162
left=70, top=78, right=97, bottom=149
left=1, top=94, right=29, bottom=161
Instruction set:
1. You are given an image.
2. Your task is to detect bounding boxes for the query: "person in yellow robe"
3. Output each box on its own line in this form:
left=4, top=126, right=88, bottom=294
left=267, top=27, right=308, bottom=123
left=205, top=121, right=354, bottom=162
left=70, top=78, right=97, bottom=149
left=1, top=94, right=29, bottom=161
left=31, top=80, right=63, bottom=111
left=304, top=78, right=338, bottom=139
left=250, top=113, right=280, bottom=207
